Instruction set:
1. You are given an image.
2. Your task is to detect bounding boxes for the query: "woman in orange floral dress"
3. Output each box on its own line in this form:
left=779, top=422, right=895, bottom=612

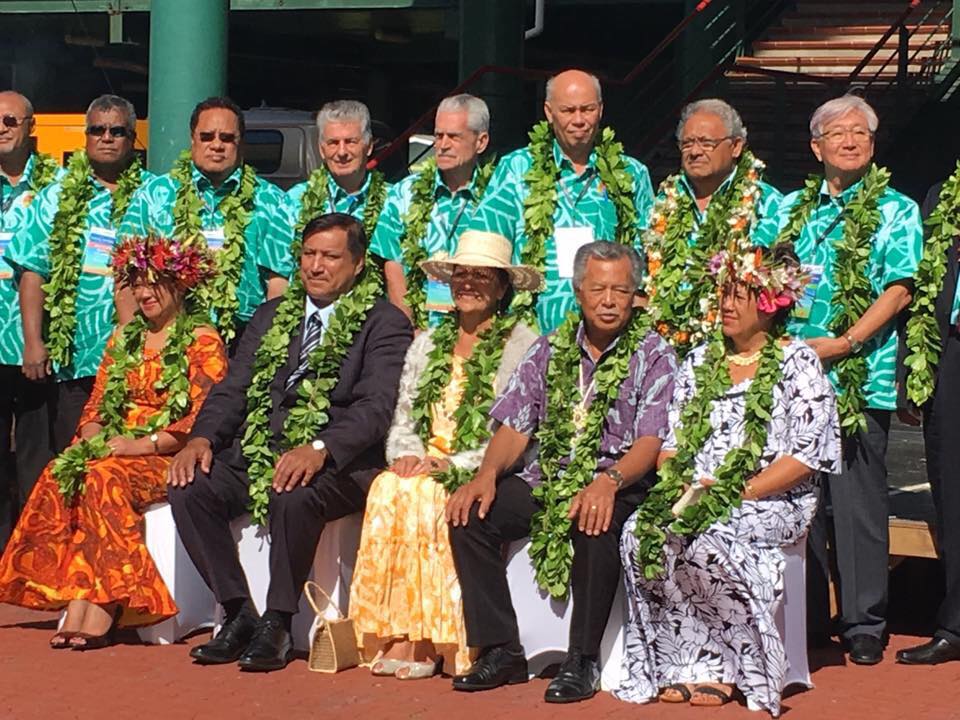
left=0, top=234, right=226, bottom=650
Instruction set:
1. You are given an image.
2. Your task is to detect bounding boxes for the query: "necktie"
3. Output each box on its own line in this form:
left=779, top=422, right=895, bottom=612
left=285, top=312, right=323, bottom=390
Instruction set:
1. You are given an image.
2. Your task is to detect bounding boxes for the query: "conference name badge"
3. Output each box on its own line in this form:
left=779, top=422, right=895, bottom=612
left=0, top=232, right=12, bottom=281
left=425, top=278, right=455, bottom=314
left=555, top=226, right=595, bottom=279
left=792, top=263, right=824, bottom=321
left=81, top=227, right=117, bottom=276
left=201, top=227, right=226, bottom=252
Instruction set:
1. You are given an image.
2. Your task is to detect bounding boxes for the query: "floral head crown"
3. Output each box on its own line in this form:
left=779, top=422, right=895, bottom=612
left=708, top=243, right=809, bottom=315
left=111, top=234, right=217, bottom=290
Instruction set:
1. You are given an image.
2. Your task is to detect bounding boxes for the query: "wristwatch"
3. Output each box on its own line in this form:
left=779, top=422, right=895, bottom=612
left=311, top=439, right=326, bottom=453
left=604, top=467, right=625, bottom=490
left=149, top=432, right=160, bottom=453
left=844, top=333, right=863, bottom=354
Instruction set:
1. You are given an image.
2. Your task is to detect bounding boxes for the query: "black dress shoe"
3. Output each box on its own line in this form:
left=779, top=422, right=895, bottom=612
left=544, top=650, right=600, bottom=704
left=452, top=645, right=528, bottom=691
left=896, top=638, right=960, bottom=665
left=237, top=617, right=294, bottom=672
left=190, top=612, right=259, bottom=665
left=847, top=634, right=883, bottom=665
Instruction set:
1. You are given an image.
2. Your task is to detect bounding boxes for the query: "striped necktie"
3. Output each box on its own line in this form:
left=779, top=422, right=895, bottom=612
left=285, top=312, right=323, bottom=390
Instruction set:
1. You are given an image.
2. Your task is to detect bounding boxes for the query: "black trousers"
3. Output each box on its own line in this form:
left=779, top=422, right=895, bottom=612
left=50, top=376, right=95, bottom=453
left=0, top=365, right=56, bottom=552
left=825, top=408, right=892, bottom=640
left=923, top=332, right=960, bottom=646
left=449, top=474, right=646, bottom=657
left=168, top=443, right=367, bottom=615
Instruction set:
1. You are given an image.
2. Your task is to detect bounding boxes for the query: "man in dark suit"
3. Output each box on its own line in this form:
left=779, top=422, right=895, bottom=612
left=896, top=178, right=960, bottom=665
left=167, top=212, right=413, bottom=672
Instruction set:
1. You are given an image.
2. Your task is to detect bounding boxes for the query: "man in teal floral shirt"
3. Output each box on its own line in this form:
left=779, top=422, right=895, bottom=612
left=0, top=90, right=63, bottom=550
left=468, top=69, right=654, bottom=332
left=120, top=96, right=292, bottom=345
left=757, top=95, right=922, bottom=665
left=7, top=94, right=151, bottom=482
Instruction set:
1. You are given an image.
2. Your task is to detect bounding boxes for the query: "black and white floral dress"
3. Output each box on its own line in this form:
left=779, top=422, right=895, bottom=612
left=616, top=340, right=841, bottom=716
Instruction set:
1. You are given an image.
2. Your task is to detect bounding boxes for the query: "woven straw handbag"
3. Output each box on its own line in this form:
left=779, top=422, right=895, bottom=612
left=304, top=580, right=361, bottom=673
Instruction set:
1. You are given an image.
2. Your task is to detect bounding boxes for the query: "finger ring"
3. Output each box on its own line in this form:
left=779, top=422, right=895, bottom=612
left=590, top=504, right=598, bottom=511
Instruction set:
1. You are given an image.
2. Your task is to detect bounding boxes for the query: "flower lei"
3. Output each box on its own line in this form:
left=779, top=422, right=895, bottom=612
left=43, top=151, right=145, bottom=368
left=27, top=152, right=60, bottom=195
left=51, top=309, right=201, bottom=500
left=644, top=151, right=765, bottom=355
left=516, top=122, right=638, bottom=328
left=409, top=312, right=518, bottom=491
left=528, top=310, right=650, bottom=598
left=293, top=164, right=388, bottom=242
left=773, top=164, right=889, bottom=435
left=631, top=336, right=784, bottom=579
left=170, top=151, right=257, bottom=345
left=399, top=158, right=496, bottom=329
left=904, top=161, right=960, bottom=407
left=241, top=265, right=383, bottom=525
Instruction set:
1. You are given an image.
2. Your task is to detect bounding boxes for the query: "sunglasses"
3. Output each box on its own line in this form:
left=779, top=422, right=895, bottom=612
left=197, top=130, right=239, bottom=144
left=86, top=124, right=130, bottom=138
left=1, top=114, right=32, bottom=129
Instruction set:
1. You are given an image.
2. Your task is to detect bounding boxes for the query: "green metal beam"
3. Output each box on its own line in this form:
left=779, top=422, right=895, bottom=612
left=147, top=0, right=227, bottom=172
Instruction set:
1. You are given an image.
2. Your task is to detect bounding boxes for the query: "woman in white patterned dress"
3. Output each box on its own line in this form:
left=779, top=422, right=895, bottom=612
left=617, top=243, right=841, bottom=716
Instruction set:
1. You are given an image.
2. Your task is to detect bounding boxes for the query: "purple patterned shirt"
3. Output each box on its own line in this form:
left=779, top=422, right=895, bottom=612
left=490, top=322, right=678, bottom=486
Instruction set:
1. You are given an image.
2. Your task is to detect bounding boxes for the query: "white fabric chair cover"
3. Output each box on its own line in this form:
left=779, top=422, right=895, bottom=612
left=221, top=512, right=364, bottom=651
left=778, top=536, right=812, bottom=689
left=505, top=540, right=625, bottom=689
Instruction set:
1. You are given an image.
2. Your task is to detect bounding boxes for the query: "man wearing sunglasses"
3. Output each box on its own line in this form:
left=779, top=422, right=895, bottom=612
left=0, top=91, right=64, bottom=552
left=120, top=96, right=292, bottom=349
left=5, top=94, right=150, bottom=488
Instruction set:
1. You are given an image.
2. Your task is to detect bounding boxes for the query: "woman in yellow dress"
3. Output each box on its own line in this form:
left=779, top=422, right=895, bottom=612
left=349, top=230, right=542, bottom=679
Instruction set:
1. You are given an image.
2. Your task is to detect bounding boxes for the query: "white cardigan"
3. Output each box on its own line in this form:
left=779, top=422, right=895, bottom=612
left=385, top=322, right=538, bottom=469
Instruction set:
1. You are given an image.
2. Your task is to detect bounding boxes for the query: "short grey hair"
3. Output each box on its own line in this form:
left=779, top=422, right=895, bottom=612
left=676, top=98, right=747, bottom=141
left=545, top=71, right=603, bottom=104
left=572, top=241, right=643, bottom=291
left=86, top=94, right=136, bottom=133
left=316, top=99, right=372, bottom=143
left=809, top=95, right=879, bottom=138
left=0, top=91, right=34, bottom=118
left=436, top=93, right=489, bottom=134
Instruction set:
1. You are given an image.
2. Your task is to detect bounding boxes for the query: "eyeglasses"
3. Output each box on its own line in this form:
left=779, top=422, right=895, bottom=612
left=678, top=136, right=734, bottom=152
left=450, top=268, right=498, bottom=283
left=817, top=127, right=873, bottom=146
left=86, top=125, right=130, bottom=138
left=1, top=114, right=32, bottom=129
left=197, top=131, right=239, bottom=144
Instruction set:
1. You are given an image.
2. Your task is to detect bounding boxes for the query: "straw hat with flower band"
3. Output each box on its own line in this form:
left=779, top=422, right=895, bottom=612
left=410, top=230, right=542, bottom=494
left=420, top=230, right=545, bottom=293
left=51, top=234, right=220, bottom=501
left=631, top=242, right=812, bottom=580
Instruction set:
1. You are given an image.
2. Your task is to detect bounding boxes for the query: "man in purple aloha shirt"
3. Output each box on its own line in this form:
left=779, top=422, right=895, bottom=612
left=445, top=241, right=677, bottom=704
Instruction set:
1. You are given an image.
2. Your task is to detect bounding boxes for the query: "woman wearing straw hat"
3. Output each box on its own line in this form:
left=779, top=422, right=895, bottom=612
left=348, top=230, right=542, bottom=679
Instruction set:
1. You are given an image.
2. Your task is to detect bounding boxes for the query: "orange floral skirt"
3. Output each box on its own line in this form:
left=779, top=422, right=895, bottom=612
left=0, top=454, right=177, bottom=628
left=348, top=470, right=470, bottom=674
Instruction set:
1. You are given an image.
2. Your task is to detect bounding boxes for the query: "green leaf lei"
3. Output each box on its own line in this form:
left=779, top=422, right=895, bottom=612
left=170, top=151, right=257, bottom=345
left=410, top=312, right=518, bottom=492
left=42, top=151, right=145, bottom=368
left=515, top=122, right=638, bottom=327
left=398, top=158, right=496, bottom=329
left=27, top=152, right=60, bottom=194
left=51, top=308, right=202, bottom=500
left=904, top=161, right=960, bottom=407
left=773, top=164, right=889, bottom=435
left=241, top=266, right=383, bottom=525
left=631, top=336, right=784, bottom=579
left=528, top=310, right=650, bottom=598
left=644, top=151, right=766, bottom=356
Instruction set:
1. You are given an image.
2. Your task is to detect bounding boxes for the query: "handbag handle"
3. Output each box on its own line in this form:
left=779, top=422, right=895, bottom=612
left=303, top=580, right=346, bottom=620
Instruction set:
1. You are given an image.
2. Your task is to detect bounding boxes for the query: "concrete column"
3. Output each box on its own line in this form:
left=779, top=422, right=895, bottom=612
left=147, top=0, right=229, bottom=172
left=458, top=0, right=526, bottom=154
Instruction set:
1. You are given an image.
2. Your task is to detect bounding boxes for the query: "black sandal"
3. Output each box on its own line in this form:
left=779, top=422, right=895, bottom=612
left=660, top=683, right=693, bottom=703
left=70, top=604, right=122, bottom=652
left=690, top=684, right=734, bottom=706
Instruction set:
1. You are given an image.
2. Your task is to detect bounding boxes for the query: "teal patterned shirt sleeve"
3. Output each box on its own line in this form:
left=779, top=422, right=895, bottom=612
left=117, top=173, right=178, bottom=237
left=745, top=180, right=785, bottom=247
left=625, top=156, right=654, bottom=235
left=369, top=175, right=412, bottom=263
left=252, top=176, right=294, bottom=278
left=877, top=192, right=923, bottom=287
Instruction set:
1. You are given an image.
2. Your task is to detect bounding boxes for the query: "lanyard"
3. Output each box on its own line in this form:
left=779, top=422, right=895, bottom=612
left=443, top=195, right=471, bottom=242
left=813, top=198, right=848, bottom=247
left=559, top=167, right=598, bottom=219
